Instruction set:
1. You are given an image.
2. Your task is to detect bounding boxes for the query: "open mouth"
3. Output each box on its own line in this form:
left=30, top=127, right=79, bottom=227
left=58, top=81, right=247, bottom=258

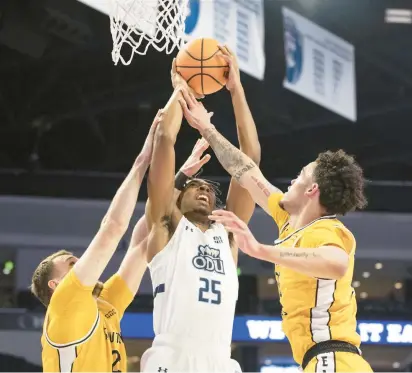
left=196, top=194, right=210, bottom=204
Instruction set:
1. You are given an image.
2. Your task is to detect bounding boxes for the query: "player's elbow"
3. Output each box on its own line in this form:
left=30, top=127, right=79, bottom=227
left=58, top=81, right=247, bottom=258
left=155, top=125, right=176, bottom=146
left=249, top=146, right=261, bottom=166
left=100, top=218, right=128, bottom=239
left=328, top=251, right=349, bottom=280
left=329, top=261, right=348, bottom=280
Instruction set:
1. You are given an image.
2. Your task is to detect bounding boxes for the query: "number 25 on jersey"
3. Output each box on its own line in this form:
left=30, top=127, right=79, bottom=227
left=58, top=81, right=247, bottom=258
left=198, top=277, right=221, bottom=305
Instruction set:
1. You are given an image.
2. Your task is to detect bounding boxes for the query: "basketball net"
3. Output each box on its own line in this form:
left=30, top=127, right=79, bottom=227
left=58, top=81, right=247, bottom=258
left=109, top=0, right=190, bottom=65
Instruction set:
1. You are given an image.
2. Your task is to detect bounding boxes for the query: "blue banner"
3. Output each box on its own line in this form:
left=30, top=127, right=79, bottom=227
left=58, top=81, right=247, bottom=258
left=121, top=313, right=412, bottom=346
left=282, top=7, right=356, bottom=121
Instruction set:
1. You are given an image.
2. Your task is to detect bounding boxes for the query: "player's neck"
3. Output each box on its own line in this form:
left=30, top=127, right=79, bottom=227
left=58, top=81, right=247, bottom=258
left=185, top=212, right=211, bottom=232
left=289, top=204, right=327, bottom=230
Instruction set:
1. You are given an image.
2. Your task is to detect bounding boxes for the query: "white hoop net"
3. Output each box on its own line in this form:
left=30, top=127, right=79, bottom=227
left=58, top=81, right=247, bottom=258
left=109, top=0, right=190, bottom=65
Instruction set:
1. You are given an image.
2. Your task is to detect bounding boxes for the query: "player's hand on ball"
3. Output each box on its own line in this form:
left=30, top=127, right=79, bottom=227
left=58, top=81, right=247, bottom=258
left=137, top=109, right=163, bottom=165
left=218, top=44, right=241, bottom=93
left=209, top=210, right=262, bottom=258
left=179, top=90, right=214, bottom=133
left=180, top=138, right=211, bottom=177
left=171, top=58, right=204, bottom=99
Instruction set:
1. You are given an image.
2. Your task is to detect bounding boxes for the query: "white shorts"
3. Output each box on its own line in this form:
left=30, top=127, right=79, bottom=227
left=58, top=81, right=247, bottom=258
left=141, top=334, right=242, bottom=373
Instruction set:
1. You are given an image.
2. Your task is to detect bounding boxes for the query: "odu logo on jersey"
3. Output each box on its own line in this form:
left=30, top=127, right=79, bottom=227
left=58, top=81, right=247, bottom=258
left=192, top=245, right=225, bottom=275
left=283, top=15, right=303, bottom=84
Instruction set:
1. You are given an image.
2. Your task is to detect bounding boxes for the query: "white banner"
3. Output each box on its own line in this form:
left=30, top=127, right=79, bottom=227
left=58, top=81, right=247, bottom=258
left=184, top=0, right=265, bottom=80
left=282, top=7, right=357, bottom=121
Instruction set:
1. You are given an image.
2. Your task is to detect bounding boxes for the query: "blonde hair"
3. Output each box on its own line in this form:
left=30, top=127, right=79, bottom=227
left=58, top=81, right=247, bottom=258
left=30, top=250, right=73, bottom=307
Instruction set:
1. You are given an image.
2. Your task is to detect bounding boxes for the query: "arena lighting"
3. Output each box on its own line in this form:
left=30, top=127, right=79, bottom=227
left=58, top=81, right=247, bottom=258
left=362, top=272, right=370, bottom=278
left=385, top=9, right=412, bottom=24
left=395, top=282, right=403, bottom=290
left=268, top=278, right=276, bottom=285
left=352, top=281, right=360, bottom=288
left=2, top=261, right=14, bottom=275
left=360, top=292, right=368, bottom=299
left=375, top=262, right=383, bottom=270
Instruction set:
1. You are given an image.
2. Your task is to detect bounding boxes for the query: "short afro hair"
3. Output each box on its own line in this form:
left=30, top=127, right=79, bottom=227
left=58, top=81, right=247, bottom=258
left=314, top=150, right=367, bottom=215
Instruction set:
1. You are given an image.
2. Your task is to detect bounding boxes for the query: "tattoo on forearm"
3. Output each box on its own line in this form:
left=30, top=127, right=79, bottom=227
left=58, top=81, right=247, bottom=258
left=251, top=176, right=271, bottom=197
left=279, top=251, right=320, bottom=259
left=203, top=128, right=256, bottom=181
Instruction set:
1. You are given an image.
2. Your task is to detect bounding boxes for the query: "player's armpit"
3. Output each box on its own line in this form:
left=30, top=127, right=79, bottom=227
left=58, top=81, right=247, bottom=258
left=99, top=273, right=134, bottom=319
left=46, top=270, right=99, bottom=345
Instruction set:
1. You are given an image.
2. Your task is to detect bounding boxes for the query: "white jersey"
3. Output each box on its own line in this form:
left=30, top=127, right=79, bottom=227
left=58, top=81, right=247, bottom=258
left=148, top=216, right=239, bottom=347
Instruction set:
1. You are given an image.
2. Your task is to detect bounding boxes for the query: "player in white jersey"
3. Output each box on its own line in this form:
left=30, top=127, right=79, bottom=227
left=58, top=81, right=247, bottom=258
left=141, top=46, right=261, bottom=372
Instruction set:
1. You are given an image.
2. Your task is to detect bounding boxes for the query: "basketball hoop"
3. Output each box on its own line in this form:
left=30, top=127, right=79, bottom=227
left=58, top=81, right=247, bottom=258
left=109, top=0, right=190, bottom=64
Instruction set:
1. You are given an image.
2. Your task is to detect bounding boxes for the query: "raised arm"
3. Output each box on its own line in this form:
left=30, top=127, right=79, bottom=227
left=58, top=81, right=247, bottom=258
left=98, top=215, right=149, bottom=317
left=73, top=112, right=160, bottom=287
left=147, top=60, right=207, bottom=228
left=219, top=45, right=261, bottom=226
left=179, top=93, right=279, bottom=216
left=116, top=216, right=149, bottom=295
left=113, top=135, right=212, bottom=294
left=146, top=89, right=183, bottom=226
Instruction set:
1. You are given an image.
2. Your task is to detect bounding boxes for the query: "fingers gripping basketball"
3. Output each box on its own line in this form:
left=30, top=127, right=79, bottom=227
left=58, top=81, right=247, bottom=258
left=176, top=38, right=229, bottom=95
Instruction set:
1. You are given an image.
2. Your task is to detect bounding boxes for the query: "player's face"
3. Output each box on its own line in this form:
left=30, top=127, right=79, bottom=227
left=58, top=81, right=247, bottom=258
left=52, top=254, right=78, bottom=281
left=280, top=162, right=318, bottom=212
left=180, top=179, right=216, bottom=215
left=49, top=255, right=103, bottom=296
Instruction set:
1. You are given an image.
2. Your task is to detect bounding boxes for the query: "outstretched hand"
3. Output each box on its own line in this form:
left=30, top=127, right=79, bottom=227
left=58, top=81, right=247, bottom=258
left=178, top=90, right=214, bottom=133
left=180, top=138, right=211, bottom=177
left=218, top=44, right=241, bottom=93
left=208, top=210, right=262, bottom=258
left=171, top=58, right=204, bottom=99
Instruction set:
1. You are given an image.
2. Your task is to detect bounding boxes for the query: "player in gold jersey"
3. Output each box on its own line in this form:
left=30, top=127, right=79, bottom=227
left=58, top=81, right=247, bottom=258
left=179, top=94, right=373, bottom=372
left=30, top=111, right=162, bottom=372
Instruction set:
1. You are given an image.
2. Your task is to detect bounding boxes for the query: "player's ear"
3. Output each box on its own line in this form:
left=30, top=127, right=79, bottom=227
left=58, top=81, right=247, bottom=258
left=306, top=183, right=319, bottom=197
left=48, top=279, right=58, bottom=291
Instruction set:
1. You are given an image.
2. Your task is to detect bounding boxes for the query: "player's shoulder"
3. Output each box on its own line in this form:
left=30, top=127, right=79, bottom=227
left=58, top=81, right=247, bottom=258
left=310, top=218, right=356, bottom=244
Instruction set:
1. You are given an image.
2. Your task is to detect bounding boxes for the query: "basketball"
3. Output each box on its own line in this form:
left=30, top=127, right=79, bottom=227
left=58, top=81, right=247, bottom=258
left=176, top=38, right=229, bottom=95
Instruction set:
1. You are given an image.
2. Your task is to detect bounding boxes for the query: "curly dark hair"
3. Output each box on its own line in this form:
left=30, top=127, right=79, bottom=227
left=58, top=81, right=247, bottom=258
left=176, top=178, right=223, bottom=210
left=314, top=149, right=367, bottom=215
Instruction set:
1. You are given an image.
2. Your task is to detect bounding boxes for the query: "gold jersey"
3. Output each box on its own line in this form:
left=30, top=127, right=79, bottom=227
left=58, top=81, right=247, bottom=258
left=268, top=193, right=361, bottom=365
left=41, top=269, right=134, bottom=372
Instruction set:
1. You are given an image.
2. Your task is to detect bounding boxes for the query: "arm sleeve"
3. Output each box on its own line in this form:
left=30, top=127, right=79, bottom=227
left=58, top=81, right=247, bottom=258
left=267, top=192, right=290, bottom=231
left=300, top=225, right=354, bottom=255
left=46, top=269, right=99, bottom=346
left=99, top=273, right=134, bottom=319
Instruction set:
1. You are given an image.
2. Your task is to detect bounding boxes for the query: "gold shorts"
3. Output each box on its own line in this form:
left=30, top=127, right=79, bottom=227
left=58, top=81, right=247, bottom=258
left=303, top=351, right=373, bottom=372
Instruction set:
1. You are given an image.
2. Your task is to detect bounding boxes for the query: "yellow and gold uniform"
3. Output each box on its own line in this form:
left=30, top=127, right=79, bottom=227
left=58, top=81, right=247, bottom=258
left=41, top=269, right=134, bottom=372
left=268, top=193, right=372, bottom=372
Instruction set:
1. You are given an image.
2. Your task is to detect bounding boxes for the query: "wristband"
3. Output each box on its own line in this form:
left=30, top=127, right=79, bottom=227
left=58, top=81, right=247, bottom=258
left=175, top=171, right=191, bottom=191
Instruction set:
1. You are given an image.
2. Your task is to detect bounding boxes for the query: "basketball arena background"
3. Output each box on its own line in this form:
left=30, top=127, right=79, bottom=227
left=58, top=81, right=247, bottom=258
left=0, top=0, right=412, bottom=371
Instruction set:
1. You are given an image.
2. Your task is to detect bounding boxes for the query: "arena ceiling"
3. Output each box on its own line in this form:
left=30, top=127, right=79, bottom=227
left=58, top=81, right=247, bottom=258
left=0, top=0, right=412, bottom=207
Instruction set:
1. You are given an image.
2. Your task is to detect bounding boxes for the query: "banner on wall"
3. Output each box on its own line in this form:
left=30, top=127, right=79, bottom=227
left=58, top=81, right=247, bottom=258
left=282, top=7, right=357, bottom=121
left=1, top=311, right=412, bottom=345
left=184, top=0, right=266, bottom=80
